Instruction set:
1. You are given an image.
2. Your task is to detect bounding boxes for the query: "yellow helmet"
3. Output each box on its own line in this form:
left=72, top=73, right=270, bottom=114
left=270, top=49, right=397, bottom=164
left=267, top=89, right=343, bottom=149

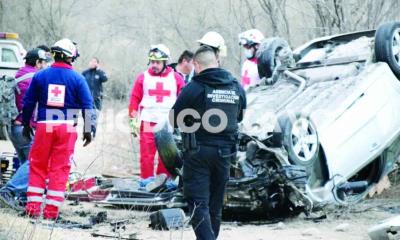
left=148, top=44, right=170, bottom=61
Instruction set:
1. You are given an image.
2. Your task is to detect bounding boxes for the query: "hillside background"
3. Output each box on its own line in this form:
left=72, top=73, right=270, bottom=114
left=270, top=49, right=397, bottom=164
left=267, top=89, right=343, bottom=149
left=1, top=0, right=399, bottom=100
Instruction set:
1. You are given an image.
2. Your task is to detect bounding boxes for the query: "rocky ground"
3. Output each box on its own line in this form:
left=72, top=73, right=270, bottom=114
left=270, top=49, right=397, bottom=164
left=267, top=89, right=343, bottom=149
left=0, top=189, right=399, bottom=240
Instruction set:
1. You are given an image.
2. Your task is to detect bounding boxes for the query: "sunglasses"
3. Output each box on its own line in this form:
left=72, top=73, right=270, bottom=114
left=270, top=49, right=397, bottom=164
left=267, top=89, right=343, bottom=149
left=149, top=49, right=167, bottom=59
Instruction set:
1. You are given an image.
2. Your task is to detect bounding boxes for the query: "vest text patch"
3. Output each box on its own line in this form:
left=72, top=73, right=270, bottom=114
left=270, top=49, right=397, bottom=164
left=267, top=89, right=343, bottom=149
left=207, top=89, right=239, bottom=104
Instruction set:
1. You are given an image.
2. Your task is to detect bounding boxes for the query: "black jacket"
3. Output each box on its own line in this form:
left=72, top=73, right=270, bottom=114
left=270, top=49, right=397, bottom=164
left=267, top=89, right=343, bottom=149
left=171, top=68, right=246, bottom=145
left=82, top=68, right=108, bottom=110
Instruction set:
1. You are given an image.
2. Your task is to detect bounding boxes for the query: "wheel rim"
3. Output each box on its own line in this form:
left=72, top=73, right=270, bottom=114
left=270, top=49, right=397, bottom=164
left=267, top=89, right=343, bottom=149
left=391, top=28, right=400, bottom=65
left=290, top=118, right=318, bottom=163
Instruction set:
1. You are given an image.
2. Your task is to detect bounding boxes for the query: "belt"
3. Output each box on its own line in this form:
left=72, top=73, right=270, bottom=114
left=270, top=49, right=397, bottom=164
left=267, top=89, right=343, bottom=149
left=12, top=120, right=23, bottom=126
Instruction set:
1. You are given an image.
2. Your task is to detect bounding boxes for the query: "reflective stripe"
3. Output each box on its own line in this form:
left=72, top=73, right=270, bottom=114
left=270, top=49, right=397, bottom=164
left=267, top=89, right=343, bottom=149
left=27, top=196, right=43, bottom=203
left=47, top=190, right=65, bottom=198
left=45, top=199, right=62, bottom=207
left=15, top=72, right=35, bottom=84
left=27, top=186, right=45, bottom=194
left=37, top=120, right=74, bottom=124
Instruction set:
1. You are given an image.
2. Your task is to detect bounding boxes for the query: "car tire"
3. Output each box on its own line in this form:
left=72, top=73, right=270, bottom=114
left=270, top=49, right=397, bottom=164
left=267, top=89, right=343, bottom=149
left=154, top=121, right=183, bottom=178
left=375, top=21, right=400, bottom=78
left=0, top=124, right=8, bottom=140
left=279, top=114, right=319, bottom=167
left=256, top=37, right=291, bottom=80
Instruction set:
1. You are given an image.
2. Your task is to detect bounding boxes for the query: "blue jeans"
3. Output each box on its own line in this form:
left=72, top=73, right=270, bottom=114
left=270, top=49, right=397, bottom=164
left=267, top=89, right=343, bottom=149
left=7, top=124, right=32, bottom=162
left=183, top=144, right=235, bottom=240
left=3, top=124, right=32, bottom=196
left=3, top=160, right=29, bottom=197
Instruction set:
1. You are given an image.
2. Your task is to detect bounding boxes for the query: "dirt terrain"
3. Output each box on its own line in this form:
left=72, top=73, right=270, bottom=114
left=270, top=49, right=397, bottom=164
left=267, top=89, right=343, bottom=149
left=0, top=190, right=399, bottom=240
left=0, top=102, right=399, bottom=240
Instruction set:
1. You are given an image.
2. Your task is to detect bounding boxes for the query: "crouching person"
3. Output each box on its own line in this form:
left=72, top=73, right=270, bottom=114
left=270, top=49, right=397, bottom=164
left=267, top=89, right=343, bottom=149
left=22, top=39, right=96, bottom=220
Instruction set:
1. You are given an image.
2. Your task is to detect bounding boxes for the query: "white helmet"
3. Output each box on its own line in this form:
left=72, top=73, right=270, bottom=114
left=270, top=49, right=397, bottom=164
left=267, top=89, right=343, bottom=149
left=149, top=44, right=171, bottom=61
left=51, top=38, right=77, bottom=58
left=197, top=31, right=227, bottom=57
left=238, top=29, right=264, bottom=46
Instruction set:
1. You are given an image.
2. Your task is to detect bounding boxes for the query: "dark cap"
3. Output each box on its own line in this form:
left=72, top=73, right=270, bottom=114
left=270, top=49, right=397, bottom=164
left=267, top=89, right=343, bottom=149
left=24, top=48, right=47, bottom=62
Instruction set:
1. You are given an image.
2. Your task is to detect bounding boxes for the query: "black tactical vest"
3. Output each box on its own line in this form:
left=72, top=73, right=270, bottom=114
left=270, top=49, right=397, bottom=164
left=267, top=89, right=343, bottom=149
left=201, top=82, right=241, bottom=141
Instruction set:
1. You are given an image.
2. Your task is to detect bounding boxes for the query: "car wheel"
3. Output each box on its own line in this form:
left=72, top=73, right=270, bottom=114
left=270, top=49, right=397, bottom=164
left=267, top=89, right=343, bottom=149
left=0, top=124, right=8, bottom=140
left=154, top=121, right=183, bottom=178
left=256, top=37, right=292, bottom=81
left=375, top=21, right=400, bottom=78
left=279, top=115, right=319, bottom=167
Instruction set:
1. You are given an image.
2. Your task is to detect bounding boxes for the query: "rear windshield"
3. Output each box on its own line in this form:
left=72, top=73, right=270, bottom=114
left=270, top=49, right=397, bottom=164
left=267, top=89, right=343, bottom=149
left=1, top=48, right=18, bottom=63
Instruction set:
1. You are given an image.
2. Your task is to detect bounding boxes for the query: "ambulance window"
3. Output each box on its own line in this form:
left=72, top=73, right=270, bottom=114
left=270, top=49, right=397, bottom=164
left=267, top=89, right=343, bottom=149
left=1, top=48, right=18, bottom=63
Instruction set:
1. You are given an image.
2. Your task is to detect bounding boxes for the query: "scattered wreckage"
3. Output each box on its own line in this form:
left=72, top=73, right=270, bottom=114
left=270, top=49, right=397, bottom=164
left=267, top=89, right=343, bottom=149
left=2, top=22, right=400, bottom=221
left=86, top=21, right=400, bottom=218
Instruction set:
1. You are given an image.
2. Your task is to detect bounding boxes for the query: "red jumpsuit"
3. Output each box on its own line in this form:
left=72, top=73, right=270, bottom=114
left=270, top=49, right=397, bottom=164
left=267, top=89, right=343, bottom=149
left=129, top=66, right=185, bottom=178
left=27, top=122, right=77, bottom=219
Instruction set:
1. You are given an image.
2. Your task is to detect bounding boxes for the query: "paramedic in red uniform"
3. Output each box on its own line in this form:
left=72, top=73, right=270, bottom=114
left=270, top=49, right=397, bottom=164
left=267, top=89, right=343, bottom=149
left=22, top=38, right=96, bottom=219
left=238, top=29, right=265, bottom=90
left=128, top=44, right=185, bottom=179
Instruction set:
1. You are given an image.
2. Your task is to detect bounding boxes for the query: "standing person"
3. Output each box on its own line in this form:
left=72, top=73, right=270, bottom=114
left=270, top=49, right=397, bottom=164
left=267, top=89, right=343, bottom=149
left=169, top=50, right=194, bottom=83
left=82, top=57, right=108, bottom=111
left=197, top=31, right=227, bottom=63
left=36, top=45, right=53, bottom=64
left=0, top=48, right=49, bottom=209
left=171, top=46, right=246, bottom=240
left=22, top=38, right=96, bottom=220
left=128, top=44, right=185, bottom=179
left=238, top=29, right=264, bottom=90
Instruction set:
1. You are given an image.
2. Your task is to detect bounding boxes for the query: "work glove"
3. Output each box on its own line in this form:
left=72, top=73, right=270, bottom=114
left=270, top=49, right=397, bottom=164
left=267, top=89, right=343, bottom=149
left=22, top=124, right=34, bottom=140
left=82, top=125, right=96, bottom=147
left=82, top=132, right=92, bottom=147
left=129, top=118, right=140, bottom=137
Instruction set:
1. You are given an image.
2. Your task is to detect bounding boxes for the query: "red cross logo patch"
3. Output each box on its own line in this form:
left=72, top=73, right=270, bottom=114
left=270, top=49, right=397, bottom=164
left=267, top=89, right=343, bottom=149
left=241, top=70, right=251, bottom=86
left=47, top=84, right=66, bottom=107
left=148, top=82, right=171, bottom=103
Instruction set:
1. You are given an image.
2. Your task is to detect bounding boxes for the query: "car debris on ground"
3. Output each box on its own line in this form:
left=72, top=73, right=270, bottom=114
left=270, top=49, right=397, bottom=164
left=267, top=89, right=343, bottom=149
left=368, top=215, right=400, bottom=240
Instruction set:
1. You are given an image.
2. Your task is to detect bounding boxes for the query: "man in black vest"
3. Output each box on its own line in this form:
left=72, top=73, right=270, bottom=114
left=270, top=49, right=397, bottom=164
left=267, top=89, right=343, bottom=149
left=171, top=45, right=246, bottom=240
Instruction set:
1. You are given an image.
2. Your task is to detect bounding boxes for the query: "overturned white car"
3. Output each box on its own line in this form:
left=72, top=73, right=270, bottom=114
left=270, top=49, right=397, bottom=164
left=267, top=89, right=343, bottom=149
left=234, top=21, right=400, bottom=211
